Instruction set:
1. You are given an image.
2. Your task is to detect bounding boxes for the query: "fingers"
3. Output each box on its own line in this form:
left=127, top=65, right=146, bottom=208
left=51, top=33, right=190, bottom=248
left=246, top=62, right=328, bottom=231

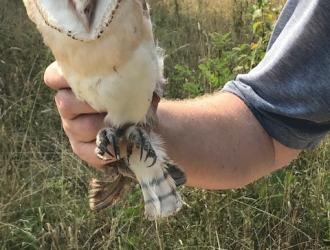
left=44, top=62, right=69, bottom=90
left=44, top=62, right=112, bottom=169
left=62, top=113, right=105, bottom=142
left=55, top=91, right=109, bottom=167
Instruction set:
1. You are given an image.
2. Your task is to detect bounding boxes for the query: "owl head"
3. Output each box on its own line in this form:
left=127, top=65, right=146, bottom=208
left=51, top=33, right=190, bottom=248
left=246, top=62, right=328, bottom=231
left=23, top=0, right=151, bottom=42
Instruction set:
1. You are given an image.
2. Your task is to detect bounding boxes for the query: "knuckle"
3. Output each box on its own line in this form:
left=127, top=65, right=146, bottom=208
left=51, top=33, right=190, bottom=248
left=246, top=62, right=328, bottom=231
left=70, top=139, right=81, bottom=156
left=55, top=91, right=73, bottom=118
left=43, top=70, right=50, bottom=87
left=62, top=120, right=73, bottom=136
left=62, top=117, right=96, bottom=143
left=62, top=120, right=83, bottom=143
left=43, top=63, right=54, bottom=87
left=85, top=116, right=100, bottom=132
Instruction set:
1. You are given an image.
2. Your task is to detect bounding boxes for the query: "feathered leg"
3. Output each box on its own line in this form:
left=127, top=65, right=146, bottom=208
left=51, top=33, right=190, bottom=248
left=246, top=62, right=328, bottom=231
left=93, top=122, right=186, bottom=219
left=125, top=126, right=185, bottom=220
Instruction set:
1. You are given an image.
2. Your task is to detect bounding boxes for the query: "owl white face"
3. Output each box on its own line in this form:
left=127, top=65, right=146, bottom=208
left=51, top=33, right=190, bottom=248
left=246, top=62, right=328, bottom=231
left=69, top=0, right=97, bottom=32
left=30, top=0, right=120, bottom=41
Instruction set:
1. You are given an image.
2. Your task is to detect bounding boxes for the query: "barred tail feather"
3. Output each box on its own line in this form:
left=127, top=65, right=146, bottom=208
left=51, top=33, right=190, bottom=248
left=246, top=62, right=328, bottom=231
left=127, top=130, right=185, bottom=220
left=139, top=163, right=183, bottom=220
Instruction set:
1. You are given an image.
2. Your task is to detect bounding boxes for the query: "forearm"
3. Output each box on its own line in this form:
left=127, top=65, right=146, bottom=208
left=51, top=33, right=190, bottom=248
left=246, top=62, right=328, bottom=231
left=156, top=92, right=300, bottom=189
left=44, top=63, right=299, bottom=188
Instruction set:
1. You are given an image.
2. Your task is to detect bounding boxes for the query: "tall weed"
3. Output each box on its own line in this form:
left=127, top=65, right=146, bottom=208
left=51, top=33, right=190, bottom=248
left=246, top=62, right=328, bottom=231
left=0, top=0, right=329, bottom=249
left=170, top=0, right=281, bottom=97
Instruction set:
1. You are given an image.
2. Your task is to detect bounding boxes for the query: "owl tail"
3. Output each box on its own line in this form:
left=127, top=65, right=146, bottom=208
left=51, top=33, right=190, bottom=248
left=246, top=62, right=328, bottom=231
left=89, top=161, right=135, bottom=212
left=123, top=127, right=186, bottom=220
left=137, top=162, right=185, bottom=220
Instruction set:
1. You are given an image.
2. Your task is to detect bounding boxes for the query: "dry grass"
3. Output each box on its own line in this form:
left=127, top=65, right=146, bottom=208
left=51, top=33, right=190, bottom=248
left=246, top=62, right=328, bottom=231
left=0, top=0, right=329, bottom=249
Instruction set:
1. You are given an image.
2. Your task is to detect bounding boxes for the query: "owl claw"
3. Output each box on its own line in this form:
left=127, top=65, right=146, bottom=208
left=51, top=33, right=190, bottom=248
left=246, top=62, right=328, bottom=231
left=95, top=142, right=113, bottom=156
left=96, top=128, right=121, bottom=161
left=111, top=134, right=121, bottom=160
left=126, top=140, right=134, bottom=164
left=126, top=126, right=157, bottom=167
left=147, top=154, right=157, bottom=168
left=144, top=142, right=157, bottom=167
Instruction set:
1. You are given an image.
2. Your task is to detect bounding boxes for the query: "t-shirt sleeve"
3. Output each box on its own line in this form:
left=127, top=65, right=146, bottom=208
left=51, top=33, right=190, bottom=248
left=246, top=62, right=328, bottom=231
left=222, top=0, right=330, bottom=150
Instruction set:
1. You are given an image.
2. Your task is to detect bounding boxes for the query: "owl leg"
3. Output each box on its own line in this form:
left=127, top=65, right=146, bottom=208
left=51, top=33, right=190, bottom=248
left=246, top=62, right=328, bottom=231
left=126, top=126, right=157, bottom=167
left=124, top=128, right=185, bottom=220
left=95, top=127, right=121, bottom=161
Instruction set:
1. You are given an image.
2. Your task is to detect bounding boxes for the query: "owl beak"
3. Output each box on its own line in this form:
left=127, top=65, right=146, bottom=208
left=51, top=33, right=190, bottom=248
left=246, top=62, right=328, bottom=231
left=81, top=1, right=97, bottom=32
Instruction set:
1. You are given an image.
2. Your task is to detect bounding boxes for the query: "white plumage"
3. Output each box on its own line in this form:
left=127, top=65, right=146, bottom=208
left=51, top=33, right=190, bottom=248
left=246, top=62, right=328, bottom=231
left=23, top=0, right=186, bottom=219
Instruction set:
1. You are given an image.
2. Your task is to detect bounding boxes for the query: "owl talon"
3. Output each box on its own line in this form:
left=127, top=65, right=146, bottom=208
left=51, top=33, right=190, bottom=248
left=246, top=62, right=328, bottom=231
left=147, top=154, right=157, bottom=168
left=126, top=126, right=157, bottom=166
left=144, top=145, right=157, bottom=167
left=95, top=145, right=114, bottom=160
left=111, top=133, right=121, bottom=160
left=137, top=129, right=145, bottom=160
left=126, top=140, right=134, bottom=163
left=96, top=127, right=121, bottom=161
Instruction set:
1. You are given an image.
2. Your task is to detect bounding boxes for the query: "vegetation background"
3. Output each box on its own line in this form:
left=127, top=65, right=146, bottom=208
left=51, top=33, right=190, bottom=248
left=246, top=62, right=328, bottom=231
left=0, top=0, right=329, bottom=249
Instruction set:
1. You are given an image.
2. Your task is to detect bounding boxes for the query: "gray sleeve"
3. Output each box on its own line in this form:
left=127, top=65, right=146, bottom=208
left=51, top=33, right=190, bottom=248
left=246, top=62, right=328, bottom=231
left=222, top=0, right=330, bottom=150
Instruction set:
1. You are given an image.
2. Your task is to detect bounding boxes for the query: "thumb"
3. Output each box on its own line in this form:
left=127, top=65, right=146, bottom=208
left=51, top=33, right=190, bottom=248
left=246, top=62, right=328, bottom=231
left=44, top=61, right=69, bottom=90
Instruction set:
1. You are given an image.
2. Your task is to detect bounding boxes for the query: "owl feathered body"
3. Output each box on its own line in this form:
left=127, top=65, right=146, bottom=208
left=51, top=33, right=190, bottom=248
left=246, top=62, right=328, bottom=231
left=23, top=0, right=185, bottom=219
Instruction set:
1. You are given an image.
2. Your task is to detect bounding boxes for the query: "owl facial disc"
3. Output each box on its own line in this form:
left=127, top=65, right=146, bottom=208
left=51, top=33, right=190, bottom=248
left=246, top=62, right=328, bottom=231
left=33, top=0, right=121, bottom=41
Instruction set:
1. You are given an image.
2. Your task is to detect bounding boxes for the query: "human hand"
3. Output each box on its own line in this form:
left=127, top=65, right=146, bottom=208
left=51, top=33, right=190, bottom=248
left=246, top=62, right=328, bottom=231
left=44, top=62, right=113, bottom=168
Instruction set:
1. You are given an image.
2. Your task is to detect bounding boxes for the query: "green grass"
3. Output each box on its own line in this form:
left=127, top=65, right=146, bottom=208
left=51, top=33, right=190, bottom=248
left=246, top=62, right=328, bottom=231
left=0, top=0, right=329, bottom=249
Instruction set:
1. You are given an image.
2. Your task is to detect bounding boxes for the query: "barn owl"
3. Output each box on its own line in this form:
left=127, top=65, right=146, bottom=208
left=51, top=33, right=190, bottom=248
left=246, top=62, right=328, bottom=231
left=23, top=0, right=186, bottom=220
